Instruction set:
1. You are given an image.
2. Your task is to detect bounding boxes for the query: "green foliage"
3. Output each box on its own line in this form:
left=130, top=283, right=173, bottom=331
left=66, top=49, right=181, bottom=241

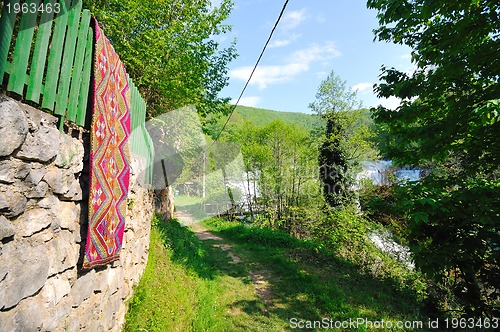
left=204, top=217, right=427, bottom=327
left=400, top=177, right=500, bottom=316
left=230, top=120, right=321, bottom=225
left=309, top=70, right=376, bottom=207
left=367, top=0, right=500, bottom=172
left=127, top=215, right=427, bottom=331
left=205, top=105, right=323, bottom=140
left=206, top=217, right=303, bottom=249
left=318, top=113, right=353, bottom=207
left=234, top=105, right=322, bottom=131
left=312, top=208, right=370, bottom=257
left=359, top=180, right=410, bottom=245
left=367, top=0, right=500, bottom=316
left=309, top=70, right=361, bottom=117
left=84, top=0, right=237, bottom=118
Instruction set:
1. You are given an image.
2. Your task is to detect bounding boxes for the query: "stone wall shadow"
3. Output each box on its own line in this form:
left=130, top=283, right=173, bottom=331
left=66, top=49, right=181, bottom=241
left=76, top=130, right=91, bottom=274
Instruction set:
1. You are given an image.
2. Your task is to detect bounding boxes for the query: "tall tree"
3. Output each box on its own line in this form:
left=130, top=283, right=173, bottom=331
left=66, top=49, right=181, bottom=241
left=309, top=70, right=364, bottom=207
left=367, top=0, right=500, bottom=316
left=84, top=0, right=237, bottom=119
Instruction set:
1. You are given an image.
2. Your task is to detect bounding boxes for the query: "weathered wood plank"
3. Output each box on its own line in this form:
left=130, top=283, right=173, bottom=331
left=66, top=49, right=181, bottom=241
left=67, top=8, right=90, bottom=122
left=54, top=0, right=82, bottom=116
left=76, top=24, right=93, bottom=127
left=0, top=0, right=19, bottom=82
left=26, top=0, right=56, bottom=103
left=42, top=0, right=72, bottom=111
left=8, top=0, right=38, bottom=95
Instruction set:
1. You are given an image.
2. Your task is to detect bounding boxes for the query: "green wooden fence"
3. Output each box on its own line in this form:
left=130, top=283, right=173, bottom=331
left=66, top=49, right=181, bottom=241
left=0, top=0, right=92, bottom=126
left=0, top=0, right=154, bottom=184
left=129, top=75, right=155, bottom=185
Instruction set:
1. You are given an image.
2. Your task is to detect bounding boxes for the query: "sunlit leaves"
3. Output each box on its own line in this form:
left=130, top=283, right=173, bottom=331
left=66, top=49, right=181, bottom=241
left=368, top=0, right=500, bottom=171
left=368, top=0, right=500, bottom=316
left=84, top=0, right=237, bottom=119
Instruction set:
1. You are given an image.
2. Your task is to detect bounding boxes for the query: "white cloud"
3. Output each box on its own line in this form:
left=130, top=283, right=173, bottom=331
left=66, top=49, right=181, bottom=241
left=352, top=82, right=373, bottom=93
left=230, top=42, right=341, bottom=90
left=290, top=42, right=341, bottom=63
left=377, top=96, right=401, bottom=110
left=231, top=63, right=308, bottom=89
left=268, top=33, right=301, bottom=48
left=269, top=39, right=292, bottom=48
left=281, top=9, right=307, bottom=30
left=233, top=96, right=261, bottom=107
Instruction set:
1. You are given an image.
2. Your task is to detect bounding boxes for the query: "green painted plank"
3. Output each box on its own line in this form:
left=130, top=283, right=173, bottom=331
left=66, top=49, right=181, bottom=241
left=67, top=9, right=90, bottom=122
left=127, top=73, right=152, bottom=165
left=76, top=24, right=93, bottom=127
left=127, top=76, right=136, bottom=125
left=144, top=131, right=150, bottom=160
left=138, top=93, right=145, bottom=127
left=131, top=90, right=136, bottom=152
left=139, top=110, right=145, bottom=152
left=0, top=0, right=19, bottom=82
left=26, top=0, right=55, bottom=103
left=140, top=101, right=147, bottom=154
left=135, top=95, right=143, bottom=152
left=137, top=94, right=145, bottom=153
left=7, top=0, right=38, bottom=95
left=126, top=75, right=134, bottom=148
left=141, top=98, right=147, bottom=120
left=131, top=90, right=138, bottom=126
left=42, top=0, right=72, bottom=111
left=130, top=132, right=137, bottom=156
left=54, top=0, right=82, bottom=117
left=135, top=132, right=141, bottom=156
left=131, top=86, right=138, bottom=152
left=135, top=92, right=142, bottom=132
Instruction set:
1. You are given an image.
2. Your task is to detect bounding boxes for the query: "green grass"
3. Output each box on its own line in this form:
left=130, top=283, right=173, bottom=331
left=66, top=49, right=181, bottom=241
left=125, top=216, right=429, bottom=331
left=202, top=218, right=427, bottom=330
left=124, top=216, right=283, bottom=331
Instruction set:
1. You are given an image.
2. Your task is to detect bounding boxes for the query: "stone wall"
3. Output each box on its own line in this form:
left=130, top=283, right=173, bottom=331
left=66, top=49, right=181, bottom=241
left=0, top=96, right=154, bottom=331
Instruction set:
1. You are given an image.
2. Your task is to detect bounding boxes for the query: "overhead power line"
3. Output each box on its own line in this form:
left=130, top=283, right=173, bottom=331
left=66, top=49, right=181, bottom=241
left=208, top=0, right=290, bottom=147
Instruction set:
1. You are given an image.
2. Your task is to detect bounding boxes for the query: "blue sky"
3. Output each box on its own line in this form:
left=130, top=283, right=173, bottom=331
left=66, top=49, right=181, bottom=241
left=218, top=0, right=414, bottom=114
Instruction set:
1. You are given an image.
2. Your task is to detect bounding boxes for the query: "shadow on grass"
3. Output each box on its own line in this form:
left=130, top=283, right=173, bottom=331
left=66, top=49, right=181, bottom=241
left=153, top=217, right=426, bottom=329
left=154, top=218, right=248, bottom=281
left=203, top=219, right=426, bottom=325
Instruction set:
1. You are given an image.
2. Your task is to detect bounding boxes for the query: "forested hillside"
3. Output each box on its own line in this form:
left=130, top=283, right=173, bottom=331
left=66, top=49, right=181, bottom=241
left=233, top=105, right=322, bottom=130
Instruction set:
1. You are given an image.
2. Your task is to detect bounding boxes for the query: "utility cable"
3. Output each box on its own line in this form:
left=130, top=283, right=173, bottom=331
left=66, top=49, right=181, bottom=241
left=207, top=0, right=290, bottom=150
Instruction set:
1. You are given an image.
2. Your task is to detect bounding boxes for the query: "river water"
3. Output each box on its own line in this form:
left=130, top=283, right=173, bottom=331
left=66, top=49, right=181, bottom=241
left=357, top=160, right=421, bottom=185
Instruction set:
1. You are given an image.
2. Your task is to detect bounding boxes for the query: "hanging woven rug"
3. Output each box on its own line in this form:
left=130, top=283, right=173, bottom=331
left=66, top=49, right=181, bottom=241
left=83, top=19, right=131, bottom=269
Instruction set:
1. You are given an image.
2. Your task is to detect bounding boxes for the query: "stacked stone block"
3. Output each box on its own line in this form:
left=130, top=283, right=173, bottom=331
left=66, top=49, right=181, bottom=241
left=0, top=97, right=153, bottom=331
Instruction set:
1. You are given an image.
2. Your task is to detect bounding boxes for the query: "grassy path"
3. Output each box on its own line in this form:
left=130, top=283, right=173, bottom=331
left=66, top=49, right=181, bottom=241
left=177, top=212, right=274, bottom=310
left=124, top=216, right=427, bottom=331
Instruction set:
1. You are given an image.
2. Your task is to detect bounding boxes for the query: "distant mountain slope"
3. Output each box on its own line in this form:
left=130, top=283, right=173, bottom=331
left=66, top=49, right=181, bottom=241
left=232, top=105, right=322, bottom=131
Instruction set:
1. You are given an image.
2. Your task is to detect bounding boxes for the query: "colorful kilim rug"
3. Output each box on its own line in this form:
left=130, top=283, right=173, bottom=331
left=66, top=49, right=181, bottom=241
left=83, top=19, right=131, bottom=269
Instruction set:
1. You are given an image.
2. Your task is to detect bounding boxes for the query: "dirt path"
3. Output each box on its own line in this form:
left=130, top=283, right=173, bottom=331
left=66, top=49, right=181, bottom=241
left=174, top=212, right=273, bottom=307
